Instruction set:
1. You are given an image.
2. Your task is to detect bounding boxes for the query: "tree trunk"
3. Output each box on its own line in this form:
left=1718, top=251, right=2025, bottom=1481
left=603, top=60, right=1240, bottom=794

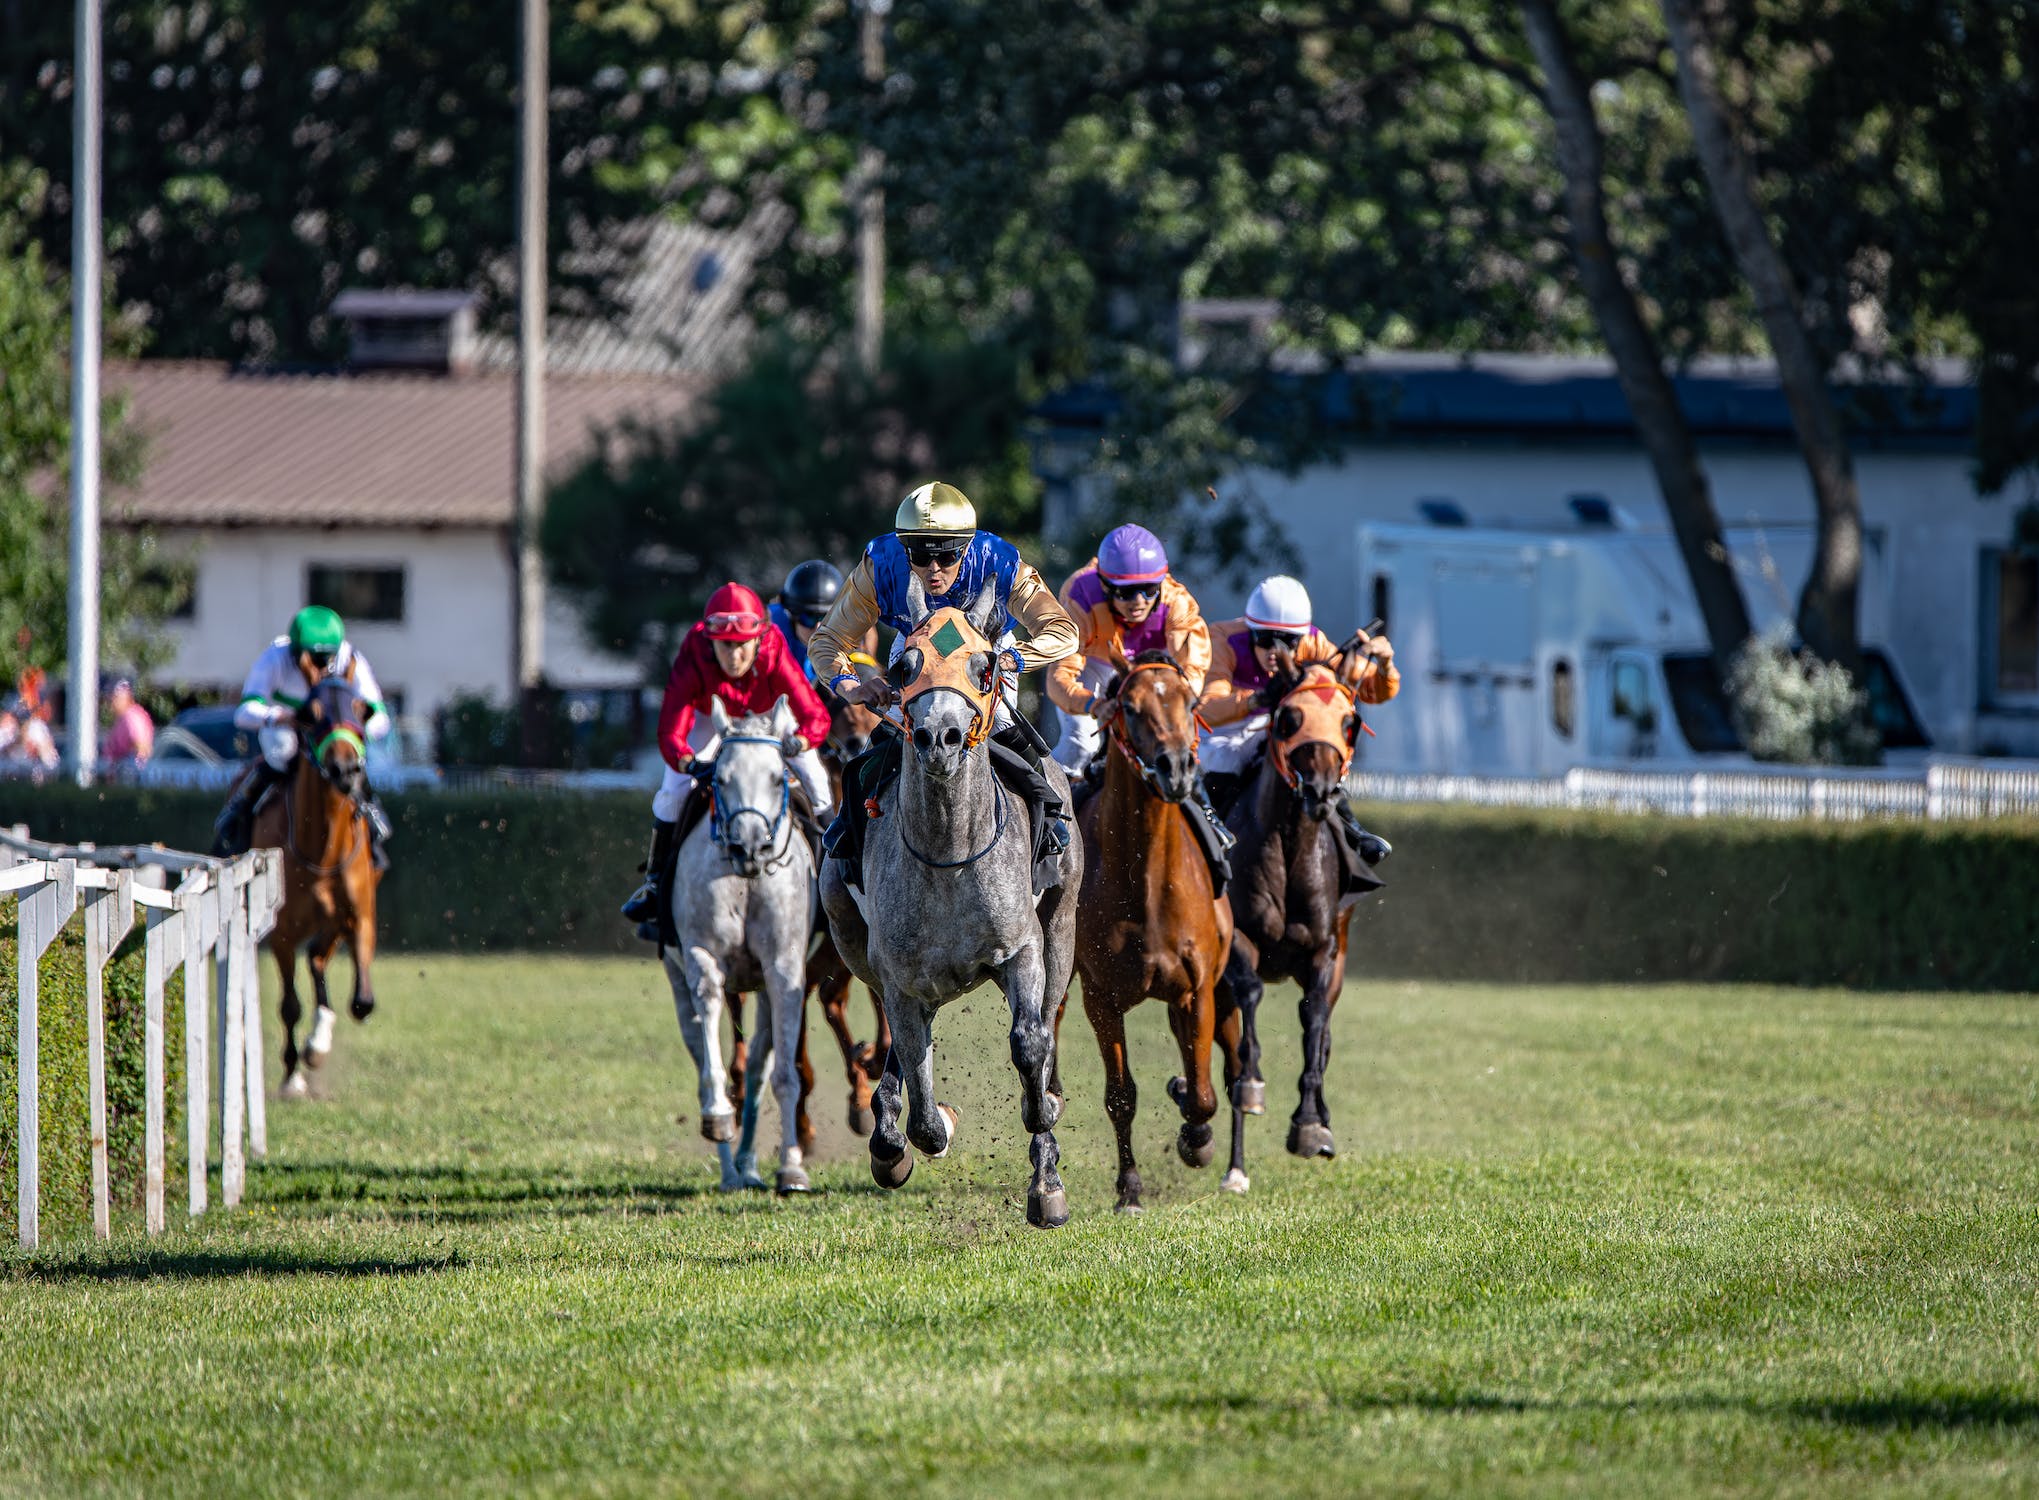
left=1519, top=0, right=1754, bottom=682
left=1659, top=0, right=1863, bottom=672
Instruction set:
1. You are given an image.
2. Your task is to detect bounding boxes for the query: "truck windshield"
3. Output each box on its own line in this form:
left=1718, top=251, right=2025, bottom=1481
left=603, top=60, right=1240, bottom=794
left=1661, top=651, right=1930, bottom=753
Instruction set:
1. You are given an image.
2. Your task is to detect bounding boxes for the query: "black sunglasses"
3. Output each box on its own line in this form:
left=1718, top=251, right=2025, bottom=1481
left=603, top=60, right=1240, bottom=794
left=304, top=648, right=337, bottom=669
left=1249, top=628, right=1303, bottom=651
left=793, top=610, right=829, bottom=629
left=1102, top=580, right=1162, bottom=603
left=904, top=538, right=968, bottom=567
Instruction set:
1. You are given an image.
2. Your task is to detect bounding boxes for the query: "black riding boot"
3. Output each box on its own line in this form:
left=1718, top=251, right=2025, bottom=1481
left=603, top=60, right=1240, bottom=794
left=1337, top=801, right=1392, bottom=866
left=991, top=722, right=1071, bottom=859
left=361, top=788, right=394, bottom=872
left=1202, top=769, right=1245, bottom=822
left=1191, top=769, right=1237, bottom=851
left=210, top=759, right=287, bottom=856
left=622, top=818, right=678, bottom=943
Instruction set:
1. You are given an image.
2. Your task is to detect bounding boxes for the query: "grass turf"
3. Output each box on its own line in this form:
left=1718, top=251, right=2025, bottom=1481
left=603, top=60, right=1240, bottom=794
left=3, top=956, right=2037, bottom=1497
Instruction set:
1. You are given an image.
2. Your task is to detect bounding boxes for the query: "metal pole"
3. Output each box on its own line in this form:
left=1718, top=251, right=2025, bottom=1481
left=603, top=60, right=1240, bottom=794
left=854, top=0, right=888, bottom=375
left=66, top=0, right=102, bottom=788
left=512, top=0, right=548, bottom=708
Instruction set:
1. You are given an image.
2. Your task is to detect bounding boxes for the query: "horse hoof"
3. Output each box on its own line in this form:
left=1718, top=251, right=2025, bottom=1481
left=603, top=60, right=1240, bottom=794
left=929, top=1102, right=960, bottom=1159
left=701, top=1111, right=737, bottom=1144
left=1113, top=1199, right=1144, bottom=1216
left=1176, top=1127, right=1216, bottom=1169
left=776, top=1166, right=811, bottom=1196
left=1287, top=1121, right=1335, bottom=1159
left=870, top=1145, right=913, bottom=1190
left=847, top=1102, right=875, bottom=1137
left=1236, top=1079, right=1266, bottom=1116
left=1220, top=1168, right=1251, bottom=1194
left=280, top=1071, right=309, bottom=1100
left=349, top=996, right=375, bottom=1023
left=1027, top=1186, right=1070, bottom=1229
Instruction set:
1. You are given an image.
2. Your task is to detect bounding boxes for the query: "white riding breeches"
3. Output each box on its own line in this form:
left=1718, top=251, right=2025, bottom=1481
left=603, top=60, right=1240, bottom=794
left=1198, top=714, right=1268, bottom=776
left=652, top=765, right=696, bottom=823
left=259, top=724, right=298, bottom=772
left=650, top=748, right=833, bottom=823
left=1051, top=657, right=1118, bottom=773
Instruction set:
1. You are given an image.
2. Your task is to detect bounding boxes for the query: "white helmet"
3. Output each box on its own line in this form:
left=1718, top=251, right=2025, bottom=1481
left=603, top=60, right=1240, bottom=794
left=1244, top=575, right=1312, bottom=634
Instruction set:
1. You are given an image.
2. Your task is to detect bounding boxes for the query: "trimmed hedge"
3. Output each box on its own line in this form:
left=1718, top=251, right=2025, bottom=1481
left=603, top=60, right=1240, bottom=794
left=1, top=925, right=189, bottom=1233
left=4, top=784, right=2036, bottom=990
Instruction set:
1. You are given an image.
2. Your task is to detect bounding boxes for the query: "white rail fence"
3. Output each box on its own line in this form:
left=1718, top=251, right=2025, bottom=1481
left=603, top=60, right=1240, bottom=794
left=2, top=825, right=282, bottom=1251
left=1349, top=761, right=2039, bottom=822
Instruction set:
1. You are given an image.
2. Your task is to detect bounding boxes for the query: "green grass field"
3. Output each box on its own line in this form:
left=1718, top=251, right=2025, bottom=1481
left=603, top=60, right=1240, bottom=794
left=4, top=955, right=2037, bottom=1497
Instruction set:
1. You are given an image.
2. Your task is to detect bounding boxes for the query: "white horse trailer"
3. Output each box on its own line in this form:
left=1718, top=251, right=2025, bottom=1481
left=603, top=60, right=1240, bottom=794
left=1351, top=520, right=1931, bottom=775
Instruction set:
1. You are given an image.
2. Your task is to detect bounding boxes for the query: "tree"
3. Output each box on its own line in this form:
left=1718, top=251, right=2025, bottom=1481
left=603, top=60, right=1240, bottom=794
left=1659, top=0, right=1865, bottom=673
left=1514, top=0, right=1753, bottom=681
left=0, top=161, right=187, bottom=686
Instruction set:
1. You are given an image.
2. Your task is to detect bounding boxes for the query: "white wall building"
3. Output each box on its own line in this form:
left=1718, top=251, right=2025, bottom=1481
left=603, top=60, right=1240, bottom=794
left=1056, top=353, right=2037, bottom=759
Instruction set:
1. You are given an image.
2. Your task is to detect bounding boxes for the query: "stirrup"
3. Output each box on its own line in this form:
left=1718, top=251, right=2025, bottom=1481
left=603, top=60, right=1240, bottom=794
left=621, top=880, right=660, bottom=922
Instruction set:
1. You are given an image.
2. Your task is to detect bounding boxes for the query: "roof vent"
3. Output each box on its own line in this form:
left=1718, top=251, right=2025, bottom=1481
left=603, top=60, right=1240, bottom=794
left=1569, top=493, right=1617, bottom=527
left=332, top=289, right=480, bottom=375
left=1417, top=497, right=1468, bottom=527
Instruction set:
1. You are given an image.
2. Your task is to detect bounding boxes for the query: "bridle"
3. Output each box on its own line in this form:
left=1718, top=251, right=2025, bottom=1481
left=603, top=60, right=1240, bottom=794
left=882, top=608, right=1002, bottom=750
left=707, top=734, right=796, bottom=873
left=1099, top=657, right=1205, bottom=796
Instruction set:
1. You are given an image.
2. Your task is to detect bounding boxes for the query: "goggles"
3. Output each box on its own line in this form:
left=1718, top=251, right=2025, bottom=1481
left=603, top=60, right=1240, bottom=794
left=1249, top=628, right=1305, bottom=651
left=903, top=536, right=969, bottom=568
left=705, top=611, right=766, bottom=640
left=302, top=647, right=337, bottom=671
left=1102, top=579, right=1163, bottom=603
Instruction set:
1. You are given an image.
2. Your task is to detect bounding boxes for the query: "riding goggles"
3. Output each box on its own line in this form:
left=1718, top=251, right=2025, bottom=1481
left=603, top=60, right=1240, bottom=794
left=903, top=537, right=970, bottom=567
left=1102, top=579, right=1163, bottom=603
left=303, top=648, right=337, bottom=672
left=1249, top=628, right=1306, bottom=651
left=704, top=610, right=766, bottom=640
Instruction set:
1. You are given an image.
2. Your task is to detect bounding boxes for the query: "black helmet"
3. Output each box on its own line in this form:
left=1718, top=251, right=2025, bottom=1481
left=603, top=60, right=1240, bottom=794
left=780, top=560, right=844, bottom=619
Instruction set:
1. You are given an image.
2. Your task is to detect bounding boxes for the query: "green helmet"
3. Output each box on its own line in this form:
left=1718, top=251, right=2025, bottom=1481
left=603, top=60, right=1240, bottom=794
left=288, top=605, right=346, bottom=654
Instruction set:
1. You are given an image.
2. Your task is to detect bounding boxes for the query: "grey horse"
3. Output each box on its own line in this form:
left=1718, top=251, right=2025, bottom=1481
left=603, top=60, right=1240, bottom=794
left=662, top=697, right=817, bottom=1195
left=821, top=591, right=1084, bottom=1227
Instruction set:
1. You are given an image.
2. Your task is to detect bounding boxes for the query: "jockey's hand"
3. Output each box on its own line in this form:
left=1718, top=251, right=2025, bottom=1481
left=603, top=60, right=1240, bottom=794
left=1358, top=630, right=1395, bottom=664
left=842, top=675, right=899, bottom=710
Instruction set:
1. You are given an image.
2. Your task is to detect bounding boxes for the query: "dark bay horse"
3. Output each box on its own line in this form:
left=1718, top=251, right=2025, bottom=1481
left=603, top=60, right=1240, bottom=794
left=1215, top=649, right=1374, bottom=1190
left=1067, top=652, right=1232, bottom=1213
left=252, top=679, right=383, bottom=1097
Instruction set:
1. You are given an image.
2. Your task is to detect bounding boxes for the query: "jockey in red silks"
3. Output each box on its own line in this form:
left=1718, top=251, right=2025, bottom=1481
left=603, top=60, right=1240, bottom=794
left=621, top=582, right=833, bottom=942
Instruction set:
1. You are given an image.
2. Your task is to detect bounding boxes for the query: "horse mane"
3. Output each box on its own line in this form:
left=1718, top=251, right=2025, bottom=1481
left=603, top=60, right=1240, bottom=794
left=1129, top=648, right=1179, bottom=670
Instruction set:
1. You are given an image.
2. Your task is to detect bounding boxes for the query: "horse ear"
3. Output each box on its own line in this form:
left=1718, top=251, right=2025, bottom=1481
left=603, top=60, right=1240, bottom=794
left=965, top=584, right=999, bottom=640
left=710, top=698, right=732, bottom=733
left=769, top=693, right=800, bottom=745
left=903, top=572, right=931, bottom=630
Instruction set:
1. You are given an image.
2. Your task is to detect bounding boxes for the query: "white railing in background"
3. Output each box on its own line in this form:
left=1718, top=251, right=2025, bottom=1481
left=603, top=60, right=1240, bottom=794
left=1349, top=761, right=2039, bottom=822
left=1, top=826, right=282, bottom=1251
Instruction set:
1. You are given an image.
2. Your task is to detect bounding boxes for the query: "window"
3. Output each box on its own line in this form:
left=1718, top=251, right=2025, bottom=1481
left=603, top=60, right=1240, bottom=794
left=1612, top=658, right=1652, bottom=725
left=1369, top=574, right=1391, bottom=635
left=307, top=565, right=405, bottom=624
left=1985, top=549, right=2039, bottom=701
left=1550, top=658, right=1576, bottom=740
left=1661, top=650, right=1930, bottom=752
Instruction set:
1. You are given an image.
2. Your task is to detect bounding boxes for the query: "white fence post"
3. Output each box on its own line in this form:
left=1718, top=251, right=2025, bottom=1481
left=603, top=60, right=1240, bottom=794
left=185, top=871, right=217, bottom=1217
left=141, top=888, right=186, bottom=1237
left=80, top=868, right=135, bottom=1241
left=11, top=860, right=75, bottom=1252
left=215, top=861, right=247, bottom=1209
left=242, top=852, right=279, bottom=1163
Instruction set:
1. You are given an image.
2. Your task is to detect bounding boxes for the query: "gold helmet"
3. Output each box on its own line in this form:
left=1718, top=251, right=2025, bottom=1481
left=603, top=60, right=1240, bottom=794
left=894, top=481, right=977, bottom=538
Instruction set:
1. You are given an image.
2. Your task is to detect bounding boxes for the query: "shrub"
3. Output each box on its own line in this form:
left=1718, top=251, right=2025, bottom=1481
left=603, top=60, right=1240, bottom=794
left=1727, top=629, right=1881, bottom=766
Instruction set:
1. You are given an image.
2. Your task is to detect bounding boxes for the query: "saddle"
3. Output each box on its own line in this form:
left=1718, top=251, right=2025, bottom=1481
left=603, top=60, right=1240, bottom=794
left=827, top=723, right=1069, bottom=896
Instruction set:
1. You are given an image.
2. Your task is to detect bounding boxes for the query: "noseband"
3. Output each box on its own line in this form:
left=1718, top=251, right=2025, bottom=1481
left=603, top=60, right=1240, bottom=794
left=708, top=734, right=794, bottom=871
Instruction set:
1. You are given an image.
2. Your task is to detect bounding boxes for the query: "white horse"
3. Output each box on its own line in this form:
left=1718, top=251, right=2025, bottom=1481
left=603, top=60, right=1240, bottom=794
left=663, top=697, right=817, bottom=1193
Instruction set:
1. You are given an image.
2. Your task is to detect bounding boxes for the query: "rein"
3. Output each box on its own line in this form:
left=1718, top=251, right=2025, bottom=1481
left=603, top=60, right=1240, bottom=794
left=707, top=734, right=796, bottom=872
left=897, top=777, right=1012, bottom=871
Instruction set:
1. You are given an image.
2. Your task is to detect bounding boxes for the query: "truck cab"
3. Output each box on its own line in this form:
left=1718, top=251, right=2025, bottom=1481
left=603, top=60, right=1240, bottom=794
left=1353, top=520, right=1929, bottom=775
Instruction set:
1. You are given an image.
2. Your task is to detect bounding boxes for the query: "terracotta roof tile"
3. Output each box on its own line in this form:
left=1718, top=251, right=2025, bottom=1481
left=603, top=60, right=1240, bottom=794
left=105, top=361, right=700, bottom=528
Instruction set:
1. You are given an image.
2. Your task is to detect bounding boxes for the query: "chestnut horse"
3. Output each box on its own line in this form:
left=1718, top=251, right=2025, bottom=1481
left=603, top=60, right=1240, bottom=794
left=254, top=678, right=383, bottom=1097
left=1066, top=652, right=1232, bottom=1213
left=1214, top=646, right=1374, bottom=1191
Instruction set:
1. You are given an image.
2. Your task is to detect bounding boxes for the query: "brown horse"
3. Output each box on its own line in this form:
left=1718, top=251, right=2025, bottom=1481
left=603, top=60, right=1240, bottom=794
left=253, top=679, right=383, bottom=1097
left=1067, top=652, right=1232, bottom=1212
left=1214, top=647, right=1374, bottom=1191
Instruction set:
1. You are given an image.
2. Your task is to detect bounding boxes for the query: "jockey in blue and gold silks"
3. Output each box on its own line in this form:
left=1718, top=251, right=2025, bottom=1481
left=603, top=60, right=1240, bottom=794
left=805, top=481, right=1080, bottom=884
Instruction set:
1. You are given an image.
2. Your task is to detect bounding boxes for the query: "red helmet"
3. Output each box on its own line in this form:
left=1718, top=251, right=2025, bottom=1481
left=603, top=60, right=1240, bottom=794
left=702, top=582, right=768, bottom=641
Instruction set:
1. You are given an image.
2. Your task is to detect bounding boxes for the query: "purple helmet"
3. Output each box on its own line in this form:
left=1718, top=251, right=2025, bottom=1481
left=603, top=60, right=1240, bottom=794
left=1097, top=523, right=1169, bottom=585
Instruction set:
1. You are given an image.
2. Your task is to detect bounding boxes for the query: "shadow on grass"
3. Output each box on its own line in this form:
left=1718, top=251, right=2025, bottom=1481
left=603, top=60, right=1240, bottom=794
left=1162, top=1388, right=2039, bottom=1431
left=252, top=1158, right=724, bottom=1214
left=13, top=1247, right=467, bottom=1283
